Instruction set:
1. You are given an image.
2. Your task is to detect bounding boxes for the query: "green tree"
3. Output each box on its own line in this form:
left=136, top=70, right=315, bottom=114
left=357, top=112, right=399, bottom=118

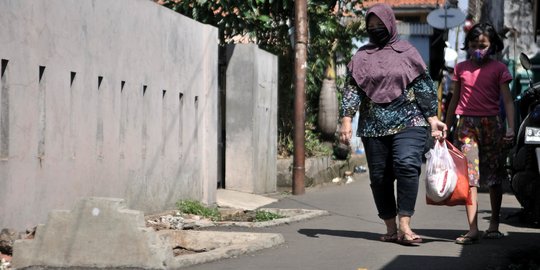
left=159, top=0, right=364, bottom=157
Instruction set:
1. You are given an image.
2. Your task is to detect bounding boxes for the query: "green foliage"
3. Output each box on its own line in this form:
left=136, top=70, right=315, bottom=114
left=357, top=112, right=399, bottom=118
left=278, top=126, right=333, bottom=157
left=254, top=210, right=285, bottom=222
left=160, top=0, right=365, bottom=157
left=305, top=129, right=334, bottom=156
left=175, top=200, right=285, bottom=222
left=161, top=0, right=294, bottom=52
left=176, top=199, right=221, bottom=221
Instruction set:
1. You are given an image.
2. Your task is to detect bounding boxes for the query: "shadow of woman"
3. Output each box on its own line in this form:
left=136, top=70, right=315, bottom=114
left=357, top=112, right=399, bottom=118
left=298, top=228, right=463, bottom=245
left=297, top=228, right=379, bottom=240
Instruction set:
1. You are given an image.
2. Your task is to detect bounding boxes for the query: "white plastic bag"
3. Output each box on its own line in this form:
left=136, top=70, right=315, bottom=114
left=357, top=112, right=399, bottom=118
left=425, top=141, right=457, bottom=202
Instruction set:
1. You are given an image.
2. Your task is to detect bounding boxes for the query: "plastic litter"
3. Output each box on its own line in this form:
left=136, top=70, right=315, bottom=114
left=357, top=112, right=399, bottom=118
left=354, top=166, right=367, bottom=173
left=344, top=171, right=354, bottom=184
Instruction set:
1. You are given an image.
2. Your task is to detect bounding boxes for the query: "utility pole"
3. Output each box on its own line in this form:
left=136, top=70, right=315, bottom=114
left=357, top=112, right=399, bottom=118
left=293, top=0, right=307, bottom=195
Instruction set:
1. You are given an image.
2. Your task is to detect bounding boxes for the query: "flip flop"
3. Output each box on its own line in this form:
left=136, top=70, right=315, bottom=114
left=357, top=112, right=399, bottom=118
left=483, top=230, right=504, bottom=239
left=380, top=232, right=398, bottom=242
left=397, top=232, right=423, bottom=245
left=455, top=234, right=480, bottom=245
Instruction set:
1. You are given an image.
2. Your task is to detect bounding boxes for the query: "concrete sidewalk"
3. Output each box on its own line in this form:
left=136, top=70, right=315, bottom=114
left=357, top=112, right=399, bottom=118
left=182, top=166, right=540, bottom=270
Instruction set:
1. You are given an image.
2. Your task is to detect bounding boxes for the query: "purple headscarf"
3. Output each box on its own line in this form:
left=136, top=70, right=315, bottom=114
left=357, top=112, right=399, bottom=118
left=347, top=3, right=426, bottom=103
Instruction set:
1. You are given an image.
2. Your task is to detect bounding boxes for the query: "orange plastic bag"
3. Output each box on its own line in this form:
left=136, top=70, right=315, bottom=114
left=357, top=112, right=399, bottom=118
left=426, top=140, right=472, bottom=206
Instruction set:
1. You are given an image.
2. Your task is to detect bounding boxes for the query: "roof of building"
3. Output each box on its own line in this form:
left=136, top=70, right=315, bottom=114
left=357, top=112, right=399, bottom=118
left=362, top=0, right=441, bottom=8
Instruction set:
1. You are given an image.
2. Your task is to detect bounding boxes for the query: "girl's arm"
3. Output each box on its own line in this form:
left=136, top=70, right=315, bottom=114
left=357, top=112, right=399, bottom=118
left=500, top=82, right=515, bottom=140
left=445, top=80, right=461, bottom=129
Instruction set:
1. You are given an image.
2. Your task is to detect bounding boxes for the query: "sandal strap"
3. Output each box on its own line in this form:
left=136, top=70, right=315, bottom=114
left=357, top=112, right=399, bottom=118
left=400, top=232, right=420, bottom=240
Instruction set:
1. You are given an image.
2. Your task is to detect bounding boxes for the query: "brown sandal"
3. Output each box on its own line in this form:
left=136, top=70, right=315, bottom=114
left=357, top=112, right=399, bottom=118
left=455, top=234, right=480, bottom=245
left=380, top=232, right=398, bottom=242
left=483, top=230, right=504, bottom=239
left=397, top=232, right=423, bottom=245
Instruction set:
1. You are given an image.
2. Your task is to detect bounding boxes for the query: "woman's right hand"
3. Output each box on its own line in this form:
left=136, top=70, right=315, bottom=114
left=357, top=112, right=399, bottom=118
left=428, top=116, right=447, bottom=141
left=339, top=117, right=353, bottom=145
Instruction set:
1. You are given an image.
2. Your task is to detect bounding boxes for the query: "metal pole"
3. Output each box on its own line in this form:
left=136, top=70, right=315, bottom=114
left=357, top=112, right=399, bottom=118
left=293, top=0, right=307, bottom=195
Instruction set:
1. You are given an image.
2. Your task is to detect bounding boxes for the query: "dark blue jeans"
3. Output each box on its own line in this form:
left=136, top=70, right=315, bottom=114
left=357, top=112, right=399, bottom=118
left=361, top=127, right=428, bottom=220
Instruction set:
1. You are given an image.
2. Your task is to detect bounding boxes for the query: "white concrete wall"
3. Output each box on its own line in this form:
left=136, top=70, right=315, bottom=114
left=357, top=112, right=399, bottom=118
left=225, top=44, right=277, bottom=194
left=0, top=0, right=218, bottom=230
left=505, top=0, right=540, bottom=58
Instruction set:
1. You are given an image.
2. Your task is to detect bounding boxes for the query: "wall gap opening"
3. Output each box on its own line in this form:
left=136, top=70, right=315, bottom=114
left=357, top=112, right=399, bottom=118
left=178, top=92, right=184, bottom=159
left=69, top=71, right=77, bottom=159
left=97, top=76, right=103, bottom=89
left=70, top=72, right=76, bottom=87
left=161, top=90, right=167, bottom=156
left=1, top=59, right=8, bottom=78
left=37, top=66, right=46, bottom=163
left=0, top=59, right=9, bottom=159
left=39, top=66, right=46, bottom=82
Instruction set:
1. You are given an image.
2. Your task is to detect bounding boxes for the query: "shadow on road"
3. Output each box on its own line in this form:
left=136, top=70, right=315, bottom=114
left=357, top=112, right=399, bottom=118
left=496, top=206, right=540, bottom=229
left=297, top=228, right=462, bottom=243
left=406, top=230, right=540, bottom=270
left=298, top=228, right=378, bottom=240
left=298, top=228, right=540, bottom=270
left=297, top=228, right=463, bottom=244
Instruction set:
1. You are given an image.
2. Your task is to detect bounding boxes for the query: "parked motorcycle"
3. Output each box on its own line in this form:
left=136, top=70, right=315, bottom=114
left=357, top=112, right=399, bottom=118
left=509, top=52, right=540, bottom=226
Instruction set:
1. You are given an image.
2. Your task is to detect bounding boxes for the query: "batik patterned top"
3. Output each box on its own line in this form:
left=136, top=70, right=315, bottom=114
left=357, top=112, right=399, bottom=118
left=341, top=71, right=437, bottom=137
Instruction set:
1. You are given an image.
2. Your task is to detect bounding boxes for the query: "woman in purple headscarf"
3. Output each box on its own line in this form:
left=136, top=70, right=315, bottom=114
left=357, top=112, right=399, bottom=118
left=339, top=3, right=447, bottom=245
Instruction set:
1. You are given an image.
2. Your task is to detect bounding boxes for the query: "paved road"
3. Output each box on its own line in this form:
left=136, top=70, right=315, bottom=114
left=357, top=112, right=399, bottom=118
left=182, top=167, right=540, bottom=270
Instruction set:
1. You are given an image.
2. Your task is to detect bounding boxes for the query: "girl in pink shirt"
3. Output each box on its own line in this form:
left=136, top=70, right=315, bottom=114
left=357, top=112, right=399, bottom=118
left=445, top=23, right=515, bottom=245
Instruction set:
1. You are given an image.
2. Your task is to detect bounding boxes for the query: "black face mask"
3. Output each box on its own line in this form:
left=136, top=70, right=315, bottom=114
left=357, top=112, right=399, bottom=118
left=368, top=27, right=390, bottom=46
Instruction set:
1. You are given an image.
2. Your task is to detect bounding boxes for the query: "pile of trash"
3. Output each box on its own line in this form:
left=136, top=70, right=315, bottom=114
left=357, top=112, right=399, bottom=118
left=331, top=166, right=367, bottom=185
left=0, top=227, right=36, bottom=269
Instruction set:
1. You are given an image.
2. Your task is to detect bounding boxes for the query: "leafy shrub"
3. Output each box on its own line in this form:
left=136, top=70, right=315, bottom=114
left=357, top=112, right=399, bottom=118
left=176, top=200, right=221, bottom=221
left=254, top=210, right=285, bottom=222
left=175, top=200, right=286, bottom=223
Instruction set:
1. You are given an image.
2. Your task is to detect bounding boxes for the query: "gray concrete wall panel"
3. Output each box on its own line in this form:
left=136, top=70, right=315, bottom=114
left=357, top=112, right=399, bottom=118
left=13, top=197, right=173, bottom=269
left=225, top=44, right=277, bottom=194
left=0, top=0, right=218, bottom=230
